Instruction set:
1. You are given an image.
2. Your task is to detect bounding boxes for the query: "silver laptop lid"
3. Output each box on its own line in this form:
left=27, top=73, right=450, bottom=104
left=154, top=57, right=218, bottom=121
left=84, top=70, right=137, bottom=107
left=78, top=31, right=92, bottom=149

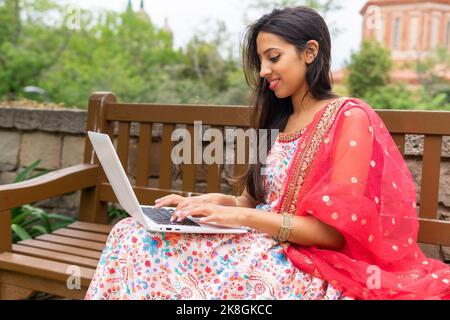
left=87, top=131, right=147, bottom=227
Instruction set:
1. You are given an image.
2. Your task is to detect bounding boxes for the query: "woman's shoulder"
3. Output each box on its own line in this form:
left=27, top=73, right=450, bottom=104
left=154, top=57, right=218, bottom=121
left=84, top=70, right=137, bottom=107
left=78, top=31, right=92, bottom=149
left=331, top=97, right=376, bottom=130
left=340, top=96, right=371, bottom=110
left=339, top=97, right=377, bottom=119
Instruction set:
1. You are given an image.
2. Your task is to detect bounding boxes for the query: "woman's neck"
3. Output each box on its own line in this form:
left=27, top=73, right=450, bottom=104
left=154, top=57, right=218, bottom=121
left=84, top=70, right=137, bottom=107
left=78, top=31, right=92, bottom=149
left=291, top=90, right=320, bottom=116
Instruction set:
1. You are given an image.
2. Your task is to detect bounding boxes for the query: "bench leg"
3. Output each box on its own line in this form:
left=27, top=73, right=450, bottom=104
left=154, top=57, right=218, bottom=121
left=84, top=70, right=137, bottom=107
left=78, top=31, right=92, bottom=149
left=0, top=283, right=34, bottom=300
left=0, top=210, right=12, bottom=254
left=0, top=270, right=86, bottom=300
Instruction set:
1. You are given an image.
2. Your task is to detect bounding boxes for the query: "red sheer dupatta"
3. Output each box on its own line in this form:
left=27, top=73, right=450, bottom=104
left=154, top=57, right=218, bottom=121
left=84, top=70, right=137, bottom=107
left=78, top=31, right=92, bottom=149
left=275, top=97, right=450, bottom=300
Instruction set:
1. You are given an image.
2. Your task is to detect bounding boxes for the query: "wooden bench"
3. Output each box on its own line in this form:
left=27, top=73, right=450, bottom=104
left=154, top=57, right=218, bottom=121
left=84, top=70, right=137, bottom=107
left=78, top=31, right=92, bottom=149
left=0, top=92, right=449, bottom=299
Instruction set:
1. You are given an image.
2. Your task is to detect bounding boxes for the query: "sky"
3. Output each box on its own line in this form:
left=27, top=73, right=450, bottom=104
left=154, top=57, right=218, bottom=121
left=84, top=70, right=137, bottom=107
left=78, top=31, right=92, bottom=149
left=69, top=0, right=369, bottom=71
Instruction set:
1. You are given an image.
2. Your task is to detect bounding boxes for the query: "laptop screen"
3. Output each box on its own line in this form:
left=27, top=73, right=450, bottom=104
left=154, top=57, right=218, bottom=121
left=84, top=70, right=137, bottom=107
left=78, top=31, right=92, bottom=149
left=87, top=131, right=147, bottom=227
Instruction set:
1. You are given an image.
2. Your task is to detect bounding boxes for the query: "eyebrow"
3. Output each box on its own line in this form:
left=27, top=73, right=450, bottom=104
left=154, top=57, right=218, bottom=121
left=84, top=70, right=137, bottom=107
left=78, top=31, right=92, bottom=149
left=257, top=48, right=279, bottom=57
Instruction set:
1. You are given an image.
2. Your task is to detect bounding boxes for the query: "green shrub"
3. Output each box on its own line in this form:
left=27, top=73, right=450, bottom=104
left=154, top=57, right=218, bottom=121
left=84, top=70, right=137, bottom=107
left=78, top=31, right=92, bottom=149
left=11, top=160, right=75, bottom=243
left=107, top=205, right=129, bottom=222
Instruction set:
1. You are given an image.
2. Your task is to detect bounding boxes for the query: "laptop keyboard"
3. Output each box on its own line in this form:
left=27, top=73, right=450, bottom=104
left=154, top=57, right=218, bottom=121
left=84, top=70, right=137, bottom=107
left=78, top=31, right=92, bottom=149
left=141, top=206, right=200, bottom=227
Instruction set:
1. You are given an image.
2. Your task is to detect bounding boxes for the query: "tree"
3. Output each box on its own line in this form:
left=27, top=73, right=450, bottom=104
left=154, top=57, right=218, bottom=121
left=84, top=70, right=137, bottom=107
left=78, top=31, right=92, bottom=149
left=40, top=8, right=184, bottom=107
left=0, top=1, right=250, bottom=107
left=346, top=40, right=392, bottom=99
left=0, top=0, right=74, bottom=100
left=415, top=48, right=450, bottom=104
left=346, top=41, right=449, bottom=110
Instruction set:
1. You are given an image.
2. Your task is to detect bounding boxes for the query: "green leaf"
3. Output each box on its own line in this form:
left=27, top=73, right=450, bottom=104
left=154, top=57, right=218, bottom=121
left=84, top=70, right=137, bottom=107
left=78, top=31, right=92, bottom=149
left=11, top=224, right=32, bottom=241
left=21, top=205, right=51, bottom=233
left=11, top=206, right=26, bottom=220
left=30, top=225, right=48, bottom=235
left=14, top=160, right=42, bottom=183
left=48, top=221, right=73, bottom=231
left=20, top=217, right=42, bottom=228
left=12, top=206, right=24, bottom=217
left=23, top=205, right=46, bottom=216
left=11, top=210, right=34, bottom=225
left=38, top=212, right=52, bottom=233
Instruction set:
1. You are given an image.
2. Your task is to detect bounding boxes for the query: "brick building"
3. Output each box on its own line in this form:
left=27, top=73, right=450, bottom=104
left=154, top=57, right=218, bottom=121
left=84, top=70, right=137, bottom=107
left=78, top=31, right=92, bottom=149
left=334, top=0, right=450, bottom=86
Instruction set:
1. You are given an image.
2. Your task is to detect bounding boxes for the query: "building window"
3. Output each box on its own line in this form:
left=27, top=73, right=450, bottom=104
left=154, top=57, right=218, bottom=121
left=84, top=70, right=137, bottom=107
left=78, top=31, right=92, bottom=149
left=409, top=16, right=419, bottom=50
left=393, top=17, right=401, bottom=50
left=430, top=15, right=440, bottom=49
left=376, top=17, right=384, bottom=43
left=446, top=20, right=450, bottom=49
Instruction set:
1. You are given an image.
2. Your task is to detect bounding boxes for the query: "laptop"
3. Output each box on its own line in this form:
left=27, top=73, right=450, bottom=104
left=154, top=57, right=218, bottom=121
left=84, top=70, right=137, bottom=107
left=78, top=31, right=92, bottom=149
left=87, top=131, right=250, bottom=234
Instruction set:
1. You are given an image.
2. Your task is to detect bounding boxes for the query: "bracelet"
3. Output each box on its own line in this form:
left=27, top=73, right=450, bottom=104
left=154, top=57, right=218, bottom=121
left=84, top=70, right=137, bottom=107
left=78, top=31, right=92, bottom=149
left=277, top=213, right=293, bottom=242
left=228, top=195, right=239, bottom=207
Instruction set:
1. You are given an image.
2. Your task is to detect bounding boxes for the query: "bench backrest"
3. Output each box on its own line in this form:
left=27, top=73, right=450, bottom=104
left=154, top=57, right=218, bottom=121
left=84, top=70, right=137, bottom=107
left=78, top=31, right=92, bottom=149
left=376, top=109, right=450, bottom=246
left=79, top=93, right=252, bottom=223
left=80, top=92, right=450, bottom=246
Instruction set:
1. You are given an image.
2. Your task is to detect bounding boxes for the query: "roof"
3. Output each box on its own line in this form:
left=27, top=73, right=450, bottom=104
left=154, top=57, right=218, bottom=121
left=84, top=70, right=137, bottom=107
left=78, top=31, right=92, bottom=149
left=361, top=0, right=450, bottom=15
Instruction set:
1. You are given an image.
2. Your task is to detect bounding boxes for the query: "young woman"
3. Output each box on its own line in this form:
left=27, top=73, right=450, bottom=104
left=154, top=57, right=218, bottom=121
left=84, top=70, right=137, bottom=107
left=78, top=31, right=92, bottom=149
left=86, top=6, right=450, bottom=300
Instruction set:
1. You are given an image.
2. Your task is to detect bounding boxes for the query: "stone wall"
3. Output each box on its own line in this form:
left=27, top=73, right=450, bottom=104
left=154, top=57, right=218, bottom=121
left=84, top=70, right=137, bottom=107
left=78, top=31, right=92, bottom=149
left=1, top=106, right=449, bottom=261
left=0, top=106, right=237, bottom=218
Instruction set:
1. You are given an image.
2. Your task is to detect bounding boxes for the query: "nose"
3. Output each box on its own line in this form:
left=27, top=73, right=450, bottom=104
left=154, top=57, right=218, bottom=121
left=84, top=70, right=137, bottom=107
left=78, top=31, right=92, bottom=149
left=259, top=61, right=271, bottom=79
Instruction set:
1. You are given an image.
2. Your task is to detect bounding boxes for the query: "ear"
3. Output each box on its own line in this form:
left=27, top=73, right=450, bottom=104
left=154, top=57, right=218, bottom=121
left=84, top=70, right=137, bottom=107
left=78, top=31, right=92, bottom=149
left=305, top=40, right=319, bottom=65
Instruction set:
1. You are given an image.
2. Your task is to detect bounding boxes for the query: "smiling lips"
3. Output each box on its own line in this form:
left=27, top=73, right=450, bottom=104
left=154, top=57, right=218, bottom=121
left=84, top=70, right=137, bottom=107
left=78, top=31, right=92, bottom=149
left=267, top=78, right=280, bottom=90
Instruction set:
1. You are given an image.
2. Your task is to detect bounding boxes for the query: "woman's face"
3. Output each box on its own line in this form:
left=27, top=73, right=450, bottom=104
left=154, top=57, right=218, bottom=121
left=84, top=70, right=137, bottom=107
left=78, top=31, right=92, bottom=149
left=256, top=32, right=309, bottom=99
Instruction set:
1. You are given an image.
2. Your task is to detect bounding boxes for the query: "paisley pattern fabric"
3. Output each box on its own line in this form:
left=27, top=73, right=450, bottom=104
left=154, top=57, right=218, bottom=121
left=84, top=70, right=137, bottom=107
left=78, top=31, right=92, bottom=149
left=85, top=125, right=351, bottom=300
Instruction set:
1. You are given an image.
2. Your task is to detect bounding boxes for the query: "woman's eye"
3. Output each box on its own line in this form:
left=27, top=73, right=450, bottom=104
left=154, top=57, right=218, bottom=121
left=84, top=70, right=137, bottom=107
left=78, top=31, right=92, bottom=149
left=270, top=56, right=280, bottom=63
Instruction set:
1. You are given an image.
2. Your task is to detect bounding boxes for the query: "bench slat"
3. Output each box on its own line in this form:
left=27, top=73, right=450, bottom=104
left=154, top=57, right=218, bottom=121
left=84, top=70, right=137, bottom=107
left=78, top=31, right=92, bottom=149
left=36, top=234, right=106, bottom=251
left=105, top=103, right=253, bottom=127
left=12, top=245, right=99, bottom=269
left=136, top=123, right=152, bottom=187
left=377, top=110, right=450, bottom=135
left=99, top=184, right=202, bottom=204
left=232, top=130, right=249, bottom=196
left=17, top=239, right=102, bottom=260
left=419, top=135, right=442, bottom=219
left=52, top=228, right=109, bottom=243
left=391, top=133, right=405, bottom=156
left=182, top=124, right=196, bottom=192
left=117, top=121, right=131, bottom=170
left=159, top=124, right=175, bottom=189
left=0, top=252, right=95, bottom=287
left=418, top=218, right=450, bottom=246
left=67, top=221, right=112, bottom=234
left=206, top=126, right=222, bottom=193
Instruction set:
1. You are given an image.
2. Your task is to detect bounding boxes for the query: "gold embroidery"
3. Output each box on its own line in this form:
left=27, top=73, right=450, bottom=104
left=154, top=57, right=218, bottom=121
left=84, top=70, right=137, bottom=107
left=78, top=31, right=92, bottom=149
left=277, top=97, right=348, bottom=215
left=278, top=127, right=307, bottom=142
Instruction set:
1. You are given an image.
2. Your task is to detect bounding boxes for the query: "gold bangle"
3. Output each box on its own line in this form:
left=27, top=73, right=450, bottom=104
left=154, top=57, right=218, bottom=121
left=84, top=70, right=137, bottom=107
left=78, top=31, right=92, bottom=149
left=277, top=213, right=293, bottom=242
left=229, top=195, right=239, bottom=207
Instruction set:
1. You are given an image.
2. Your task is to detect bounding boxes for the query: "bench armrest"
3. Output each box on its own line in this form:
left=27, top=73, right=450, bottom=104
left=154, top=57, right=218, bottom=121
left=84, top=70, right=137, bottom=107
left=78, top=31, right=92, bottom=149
left=0, top=164, right=100, bottom=211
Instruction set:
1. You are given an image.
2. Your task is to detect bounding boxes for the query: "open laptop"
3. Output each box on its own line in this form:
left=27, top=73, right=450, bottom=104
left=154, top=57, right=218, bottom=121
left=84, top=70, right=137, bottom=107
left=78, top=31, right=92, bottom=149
left=87, top=131, right=249, bottom=234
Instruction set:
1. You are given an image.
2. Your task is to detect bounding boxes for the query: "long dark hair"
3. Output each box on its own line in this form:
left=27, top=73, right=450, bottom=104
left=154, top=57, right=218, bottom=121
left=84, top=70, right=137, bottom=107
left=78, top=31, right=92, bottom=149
left=239, top=6, right=337, bottom=203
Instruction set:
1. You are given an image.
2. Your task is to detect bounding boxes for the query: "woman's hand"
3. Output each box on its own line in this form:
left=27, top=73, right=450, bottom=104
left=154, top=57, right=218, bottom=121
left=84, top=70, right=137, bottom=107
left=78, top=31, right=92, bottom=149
left=153, top=193, right=238, bottom=221
left=173, top=204, right=250, bottom=228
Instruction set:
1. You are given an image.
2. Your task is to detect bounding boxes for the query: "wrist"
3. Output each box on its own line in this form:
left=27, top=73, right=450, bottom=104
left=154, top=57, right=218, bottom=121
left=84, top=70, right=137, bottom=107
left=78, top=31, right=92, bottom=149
left=238, top=208, right=255, bottom=227
left=276, top=213, right=294, bottom=242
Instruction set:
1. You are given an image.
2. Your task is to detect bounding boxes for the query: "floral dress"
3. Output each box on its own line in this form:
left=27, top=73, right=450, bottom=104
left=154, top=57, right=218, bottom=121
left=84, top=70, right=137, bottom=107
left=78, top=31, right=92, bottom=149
left=85, top=128, right=351, bottom=300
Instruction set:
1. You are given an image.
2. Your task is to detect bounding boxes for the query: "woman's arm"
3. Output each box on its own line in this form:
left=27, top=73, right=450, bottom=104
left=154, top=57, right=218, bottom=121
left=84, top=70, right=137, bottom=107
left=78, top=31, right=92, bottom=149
left=234, top=187, right=345, bottom=249
left=180, top=204, right=346, bottom=251
left=241, top=209, right=346, bottom=250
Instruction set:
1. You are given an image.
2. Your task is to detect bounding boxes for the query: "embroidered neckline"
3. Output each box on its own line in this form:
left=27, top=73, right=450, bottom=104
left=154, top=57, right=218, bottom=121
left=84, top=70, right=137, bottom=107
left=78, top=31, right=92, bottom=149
left=276, top=97, right=348, bottom=215
left=277, top=127, right=307, bottom=142
left=277, top=98, right=337, bottom=143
